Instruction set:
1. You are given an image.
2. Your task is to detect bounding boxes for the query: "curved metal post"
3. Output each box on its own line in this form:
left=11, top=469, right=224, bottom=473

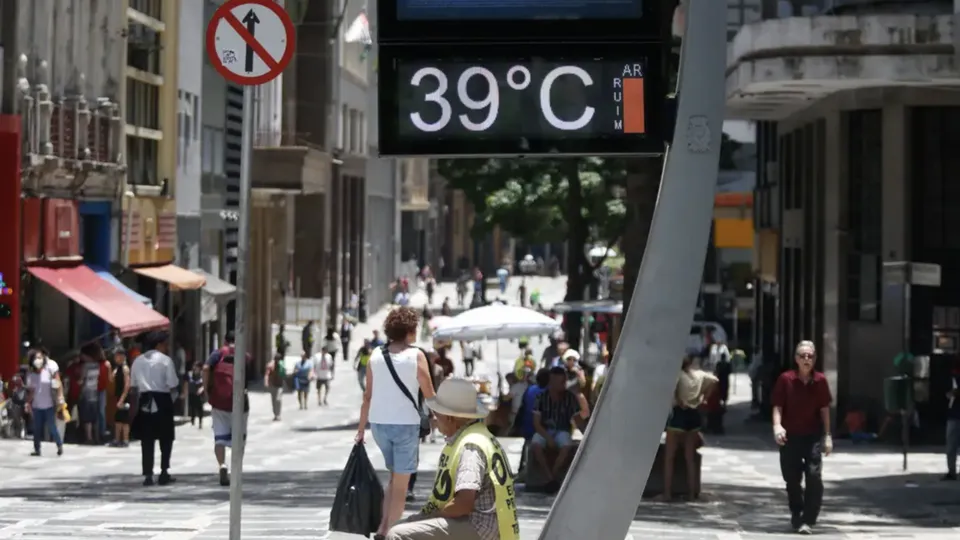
left=537, top=1, right=728, bottom=538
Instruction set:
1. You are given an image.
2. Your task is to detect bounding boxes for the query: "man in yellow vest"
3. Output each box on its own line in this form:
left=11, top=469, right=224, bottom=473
left=386, top=378, right=520, bottom=540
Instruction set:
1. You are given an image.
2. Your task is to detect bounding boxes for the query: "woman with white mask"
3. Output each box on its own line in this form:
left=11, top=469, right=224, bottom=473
left=25, top=349, right=65, bottom=456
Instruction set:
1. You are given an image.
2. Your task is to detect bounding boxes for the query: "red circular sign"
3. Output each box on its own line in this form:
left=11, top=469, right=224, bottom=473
left=206, top=0, right=296, bottom=86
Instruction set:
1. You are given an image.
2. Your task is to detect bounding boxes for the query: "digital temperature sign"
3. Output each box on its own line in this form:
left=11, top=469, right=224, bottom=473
left=378, top=44, right=666, bottom=156
left=377, top=0, right=664, bottom=42
left=397, top=0, right=643, bottom=21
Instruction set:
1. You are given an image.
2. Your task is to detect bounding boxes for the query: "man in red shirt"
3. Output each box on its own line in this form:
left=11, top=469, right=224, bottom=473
left=772, top=340, right=833, bottom=535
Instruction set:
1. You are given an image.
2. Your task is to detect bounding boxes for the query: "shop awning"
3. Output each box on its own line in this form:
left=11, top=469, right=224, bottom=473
left=88, top=265, right=153, bottom=308
left=191, top=269, right=236, bottom=300
left=28, top=266, right=169, bottom=336
left=133, top=264, right=206, bottom=290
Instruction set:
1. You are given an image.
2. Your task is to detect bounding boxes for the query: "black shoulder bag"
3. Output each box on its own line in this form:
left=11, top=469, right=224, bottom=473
left=381, top=346, right=431, bottom=438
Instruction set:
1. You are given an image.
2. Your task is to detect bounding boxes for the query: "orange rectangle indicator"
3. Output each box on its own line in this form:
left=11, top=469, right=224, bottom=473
left=623, top=77, right=646, bottom=134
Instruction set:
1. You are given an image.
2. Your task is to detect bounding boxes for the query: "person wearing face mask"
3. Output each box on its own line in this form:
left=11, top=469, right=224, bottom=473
left=24, top=350, right=65, bottom=456
left=772, top=340, right=833, bottom=535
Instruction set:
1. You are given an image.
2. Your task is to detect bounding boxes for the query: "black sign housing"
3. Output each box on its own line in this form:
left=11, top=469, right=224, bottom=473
left=378, top=0, right=666, bottom=43
left=379, top=42, right=666, bottom=157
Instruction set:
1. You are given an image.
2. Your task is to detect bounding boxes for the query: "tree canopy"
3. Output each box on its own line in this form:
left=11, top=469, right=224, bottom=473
left=437, top=157, right=629, bottom=248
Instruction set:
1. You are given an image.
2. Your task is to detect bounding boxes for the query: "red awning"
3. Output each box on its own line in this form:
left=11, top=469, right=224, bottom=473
left=28, top=266, right=169, bottom=336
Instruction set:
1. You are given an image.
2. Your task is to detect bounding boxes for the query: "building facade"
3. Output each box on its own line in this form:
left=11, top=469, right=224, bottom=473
left=732, top=0, right=960, bottom=436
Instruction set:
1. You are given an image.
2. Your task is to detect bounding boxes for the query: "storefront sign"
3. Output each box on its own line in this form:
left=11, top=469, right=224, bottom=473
left=123, top=196, right=178, bottom=266
left=21, top=197, right=81, bottom=263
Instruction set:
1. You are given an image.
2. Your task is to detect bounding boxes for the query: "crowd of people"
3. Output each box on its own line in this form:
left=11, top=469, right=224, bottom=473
left=10, top=269, right=960, bottom=540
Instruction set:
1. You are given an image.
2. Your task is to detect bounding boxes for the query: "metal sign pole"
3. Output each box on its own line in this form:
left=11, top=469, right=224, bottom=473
left=539, top=0, right=727, bottom=537
left=229, top=83, right=255, bottom=540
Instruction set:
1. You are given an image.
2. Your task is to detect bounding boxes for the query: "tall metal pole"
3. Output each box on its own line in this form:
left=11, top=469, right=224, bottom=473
left=538, top=1, right=728, bottom=538
left=228, top=84, right=255, bottom=540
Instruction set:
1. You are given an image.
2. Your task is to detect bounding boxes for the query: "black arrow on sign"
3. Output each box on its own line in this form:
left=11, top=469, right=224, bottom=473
left=241, top=9, right=260, bottom=73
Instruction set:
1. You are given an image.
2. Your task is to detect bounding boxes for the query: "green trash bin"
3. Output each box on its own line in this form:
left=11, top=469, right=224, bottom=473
left=883, top=375, right=912, bottom=412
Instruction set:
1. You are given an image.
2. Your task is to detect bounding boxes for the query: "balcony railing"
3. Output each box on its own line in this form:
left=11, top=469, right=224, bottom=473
left=254, top=130, right=327, bottom=152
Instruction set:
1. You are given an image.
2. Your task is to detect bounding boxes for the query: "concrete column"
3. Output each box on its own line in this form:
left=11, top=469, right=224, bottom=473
left=880, top=103, right=909, bottom=344
left=349, top=178, right=362, bottom=296
left=329, top=175, right=342, bottom=321
left=341, top=177, right=352, bottom=312
left=357, top=179, right=367, bottom=293
left=821, top=112, right=842, bottom=400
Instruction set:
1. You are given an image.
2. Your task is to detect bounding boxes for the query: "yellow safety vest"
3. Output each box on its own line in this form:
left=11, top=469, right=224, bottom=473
left=422, top=422, right=520, bottom=540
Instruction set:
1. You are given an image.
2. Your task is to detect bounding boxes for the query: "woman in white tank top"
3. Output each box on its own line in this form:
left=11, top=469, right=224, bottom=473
left=356, top=307, right=436, bottom=538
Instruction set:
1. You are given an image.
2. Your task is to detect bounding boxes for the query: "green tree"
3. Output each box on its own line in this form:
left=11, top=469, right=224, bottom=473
left=438, top=156, right=628, bottom=347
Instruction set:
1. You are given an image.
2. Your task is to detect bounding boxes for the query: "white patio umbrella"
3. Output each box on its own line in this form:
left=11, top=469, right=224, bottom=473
left=588, top=246, right=617, bottom=258
left=432, top=304, right=560, bottom=341
left=428, top=315, right=453, bottom=331
left=433, top=304, right=561, bottom=391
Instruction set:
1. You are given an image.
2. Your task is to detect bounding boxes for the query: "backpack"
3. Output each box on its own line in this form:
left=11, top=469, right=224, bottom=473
left=276, top=358, right=287, bottom=380
left=208, top=347, right=250, bottom=413
left=208, top=347, right=235, bottom=412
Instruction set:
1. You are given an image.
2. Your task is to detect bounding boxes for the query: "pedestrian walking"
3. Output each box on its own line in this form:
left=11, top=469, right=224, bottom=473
left=275, top=324, right=290, bottom=357
left=461, top=341, right=479, bottom=378
left=323, top=327, right=341, bottom=366
left=302, top=320, right=315, bottom=355
left=187, top=362, right=205, bottom=427
left=77, top=343, right=109, bottom=445
left=355, top=307, right=436, bottom=538
left=130, top=331, right=179, bottom=486
left=264, top=353, right=286, bottom=421
left=772, top=340, right=833, bottom=534
left=313, top=346, right=334, bottom=406
left=943, top=359, right=960, bottom=481
left=24, top=350, right=64, bottom=457
left=294, top=352, right=314, bottom=409
left=354, top=340, right=372, bottom=391
left=203, top=332, right=251, bottom=487
left=111, top=349, right=133, bottom=447
left=341, top=318, right=354, bottom=363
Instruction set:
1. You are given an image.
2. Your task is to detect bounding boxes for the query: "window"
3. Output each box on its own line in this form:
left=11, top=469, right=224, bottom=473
left=358, top=112, right=366, bottom=154
left=349, top=109, right=359, bottom=153
left=340, top=104, right=349, bottom=151
left=126, top=79, right=160, bottom=130
left=130, top=0, right=163, bottom=20
left=126, top=22, right=162, bottom=76
left=845, top=110, right=882, bottom=322
left=127, top=135, right=159, bottom=185
left=202, top=126, right=225, bottom=176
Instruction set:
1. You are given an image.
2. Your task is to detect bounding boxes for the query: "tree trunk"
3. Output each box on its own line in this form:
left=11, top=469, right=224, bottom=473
left=562, top=159, right=590, bottom=351
left=621, top=156, right=663, bottom=319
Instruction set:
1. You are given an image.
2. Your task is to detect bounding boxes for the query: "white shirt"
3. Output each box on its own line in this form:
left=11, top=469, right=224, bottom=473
left=312, top=352, right=334, bottom=380
left=130, top=350, right=179, bottom=393
left=703, top=343, right=730, bottom=373
left=368, top=345, right=421, bottom=425
left=322, top=337, right=340, bottom=353
left=26, top=359, right=60, bottom=409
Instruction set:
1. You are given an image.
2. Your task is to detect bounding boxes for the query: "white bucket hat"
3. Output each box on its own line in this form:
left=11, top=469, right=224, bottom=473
left=425, top=378, right=489, bottom=419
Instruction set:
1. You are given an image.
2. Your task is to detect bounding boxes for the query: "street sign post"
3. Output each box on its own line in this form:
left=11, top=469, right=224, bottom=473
left=206, top=1, right=295, bottom=538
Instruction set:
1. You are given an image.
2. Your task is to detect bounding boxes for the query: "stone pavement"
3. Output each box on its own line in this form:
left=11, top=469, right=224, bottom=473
left=2, top=283, right=959, bottom=539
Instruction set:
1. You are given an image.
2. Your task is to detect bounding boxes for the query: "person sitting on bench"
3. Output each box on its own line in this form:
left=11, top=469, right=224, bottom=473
left=529, top=366, right=590, bottom=491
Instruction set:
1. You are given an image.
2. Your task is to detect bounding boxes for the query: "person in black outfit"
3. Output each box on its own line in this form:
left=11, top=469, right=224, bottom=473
left=131, top=331, right=180, bottom=487
left=187, top=362, right=205, bottom=428
left=111, top=349, right=132, bottom=447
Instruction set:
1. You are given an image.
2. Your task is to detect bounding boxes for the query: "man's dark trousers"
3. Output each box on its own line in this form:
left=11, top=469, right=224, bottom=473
left=779, top=434, right=823, bottom=526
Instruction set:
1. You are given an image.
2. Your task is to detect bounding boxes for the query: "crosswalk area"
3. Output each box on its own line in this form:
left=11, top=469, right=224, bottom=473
left=1, top=278, right=958, bottom=538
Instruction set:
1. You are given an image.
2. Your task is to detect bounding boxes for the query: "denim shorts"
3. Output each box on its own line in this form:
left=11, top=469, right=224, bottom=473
left=371, top=423, right=420, bottom=474
left=531, top=429, right=573, bottom=447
